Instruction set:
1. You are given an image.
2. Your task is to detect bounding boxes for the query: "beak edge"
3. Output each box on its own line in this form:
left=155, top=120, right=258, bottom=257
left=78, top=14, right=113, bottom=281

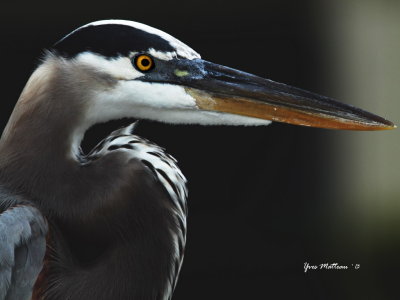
left=186, top=87, right=396, bottom=131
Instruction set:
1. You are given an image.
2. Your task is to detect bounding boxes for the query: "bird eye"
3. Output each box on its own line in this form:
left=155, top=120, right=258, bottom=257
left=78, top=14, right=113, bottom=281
left=134, top=54, right=154, bottom=72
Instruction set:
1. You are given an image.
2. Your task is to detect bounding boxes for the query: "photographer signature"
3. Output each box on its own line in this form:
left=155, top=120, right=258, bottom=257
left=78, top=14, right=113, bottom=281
left=304, top=262, right=360, bottom=273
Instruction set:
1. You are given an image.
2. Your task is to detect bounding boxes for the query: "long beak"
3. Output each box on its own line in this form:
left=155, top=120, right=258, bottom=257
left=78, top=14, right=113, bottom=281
left=145, top=59, right=395, bottom=130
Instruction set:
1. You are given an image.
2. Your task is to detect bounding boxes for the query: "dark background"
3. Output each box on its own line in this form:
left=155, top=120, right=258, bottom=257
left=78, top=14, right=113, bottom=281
left=1, top=1, right=398, bottom=299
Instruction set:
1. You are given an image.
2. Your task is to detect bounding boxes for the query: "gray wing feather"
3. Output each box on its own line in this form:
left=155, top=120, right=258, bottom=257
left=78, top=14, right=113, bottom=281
left=0, top=196, right=48, bottom=300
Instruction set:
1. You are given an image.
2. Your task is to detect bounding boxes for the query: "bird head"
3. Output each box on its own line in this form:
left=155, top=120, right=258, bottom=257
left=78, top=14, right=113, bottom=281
left=47, top=20, right=394, bottom=130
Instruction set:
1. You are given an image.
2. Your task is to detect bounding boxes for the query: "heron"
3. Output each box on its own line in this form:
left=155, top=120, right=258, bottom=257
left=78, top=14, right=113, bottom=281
left=0, top=20, right=394, bottom=300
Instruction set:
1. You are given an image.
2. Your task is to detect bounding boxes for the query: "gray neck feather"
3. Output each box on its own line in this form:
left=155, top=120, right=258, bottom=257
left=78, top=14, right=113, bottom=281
left=0, top=54, right=116, bottom=195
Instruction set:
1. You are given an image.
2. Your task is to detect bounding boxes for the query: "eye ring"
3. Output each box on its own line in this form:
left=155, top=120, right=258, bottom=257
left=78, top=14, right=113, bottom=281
left=134, top=54, right=154, bottom=72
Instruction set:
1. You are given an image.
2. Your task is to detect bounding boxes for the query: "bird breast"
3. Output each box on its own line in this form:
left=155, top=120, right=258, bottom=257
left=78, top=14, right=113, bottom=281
left=86, top=127, right=188, bottom=219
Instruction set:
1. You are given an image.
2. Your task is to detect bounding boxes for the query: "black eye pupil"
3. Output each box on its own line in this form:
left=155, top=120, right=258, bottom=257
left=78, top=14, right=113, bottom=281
left=141, top=59, right=150, bottom=66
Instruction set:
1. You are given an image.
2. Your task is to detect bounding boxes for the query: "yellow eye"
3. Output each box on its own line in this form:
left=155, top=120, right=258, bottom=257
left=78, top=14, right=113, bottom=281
left=134, top=54, right=154, bottom=72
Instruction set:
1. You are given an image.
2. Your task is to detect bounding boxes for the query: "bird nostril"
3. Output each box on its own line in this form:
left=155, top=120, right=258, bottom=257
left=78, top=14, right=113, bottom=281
left=174, top=69, right=189, bottom=77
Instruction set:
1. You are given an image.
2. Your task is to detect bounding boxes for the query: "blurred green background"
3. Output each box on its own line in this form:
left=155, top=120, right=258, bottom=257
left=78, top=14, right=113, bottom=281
left=320, top=1, right=400, bottom=298
left=324, top=0, right=399, bottom=212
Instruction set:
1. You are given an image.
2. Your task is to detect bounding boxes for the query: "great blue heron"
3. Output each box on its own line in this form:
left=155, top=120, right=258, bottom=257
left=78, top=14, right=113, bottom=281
left=0, top=20, right=394, bottom=300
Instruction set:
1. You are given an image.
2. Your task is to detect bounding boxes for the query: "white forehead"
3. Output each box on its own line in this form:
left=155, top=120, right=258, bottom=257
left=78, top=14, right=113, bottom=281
left=79, top=20, right=201, bottom=60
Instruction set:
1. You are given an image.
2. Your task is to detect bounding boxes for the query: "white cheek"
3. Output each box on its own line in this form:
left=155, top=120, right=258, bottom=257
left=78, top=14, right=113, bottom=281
left=75, top=52, right=144, bottom=80
left=86, top=81, right=197, bottom=124
left=119, top=81, right=197, bottom=108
